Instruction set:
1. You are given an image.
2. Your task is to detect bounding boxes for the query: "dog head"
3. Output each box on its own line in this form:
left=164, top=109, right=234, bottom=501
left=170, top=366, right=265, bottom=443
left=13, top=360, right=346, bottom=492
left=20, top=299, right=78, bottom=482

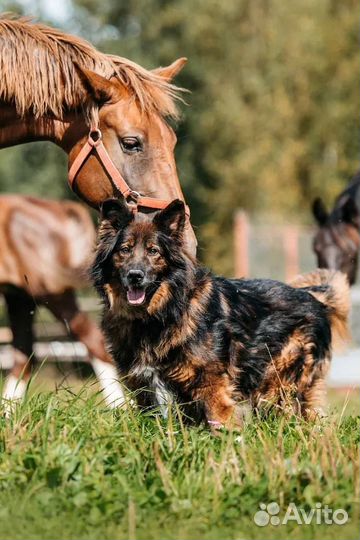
left=92, top=198, right=187, bottom=313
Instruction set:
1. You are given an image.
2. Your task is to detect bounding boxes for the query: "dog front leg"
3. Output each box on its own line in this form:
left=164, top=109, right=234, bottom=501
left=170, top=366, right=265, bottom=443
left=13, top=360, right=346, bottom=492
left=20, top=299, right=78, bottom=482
left=193, top=375, right=238, bottom=433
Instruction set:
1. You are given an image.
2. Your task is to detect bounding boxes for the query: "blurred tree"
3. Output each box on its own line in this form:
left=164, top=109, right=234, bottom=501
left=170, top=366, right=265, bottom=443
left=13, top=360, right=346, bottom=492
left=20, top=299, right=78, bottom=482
left=0, top=143, right=70, bottom=199
left=0, top=0, right=359, bottom=274
left=72, top=0, right=360, bottom=273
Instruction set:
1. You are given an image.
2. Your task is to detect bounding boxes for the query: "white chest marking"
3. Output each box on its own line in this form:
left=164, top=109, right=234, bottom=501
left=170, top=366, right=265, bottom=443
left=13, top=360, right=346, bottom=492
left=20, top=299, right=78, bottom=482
left=131, top=365, right=172, bottom=416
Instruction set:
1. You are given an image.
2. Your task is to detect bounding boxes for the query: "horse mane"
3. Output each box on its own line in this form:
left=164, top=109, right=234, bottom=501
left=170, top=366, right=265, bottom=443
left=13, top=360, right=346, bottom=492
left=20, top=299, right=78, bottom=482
left=0, top=14, right=183, bottom=120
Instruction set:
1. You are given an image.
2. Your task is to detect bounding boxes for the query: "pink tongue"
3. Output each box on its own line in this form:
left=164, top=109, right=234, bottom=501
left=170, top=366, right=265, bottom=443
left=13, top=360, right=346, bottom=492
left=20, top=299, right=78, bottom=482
left=127, top=289, right=146, bottom=305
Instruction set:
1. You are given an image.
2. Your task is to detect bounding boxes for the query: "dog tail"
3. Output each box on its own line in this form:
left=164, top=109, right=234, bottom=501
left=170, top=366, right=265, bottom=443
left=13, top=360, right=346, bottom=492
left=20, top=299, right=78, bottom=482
left=289, top=269, right=351, bottom=349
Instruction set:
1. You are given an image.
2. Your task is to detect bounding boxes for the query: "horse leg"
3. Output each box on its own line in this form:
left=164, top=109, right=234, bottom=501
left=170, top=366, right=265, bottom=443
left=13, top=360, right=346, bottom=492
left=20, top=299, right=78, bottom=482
left=2, top=291, right=35, bottom=405
left=43, top=290, right=126, bottom=408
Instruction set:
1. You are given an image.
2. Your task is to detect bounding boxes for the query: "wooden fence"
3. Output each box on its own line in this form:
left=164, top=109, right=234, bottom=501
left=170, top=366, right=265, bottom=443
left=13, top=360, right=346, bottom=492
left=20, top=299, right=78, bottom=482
left=233, top=210, right=313, bottom=282
left=0, top=296, right=100, bottom=369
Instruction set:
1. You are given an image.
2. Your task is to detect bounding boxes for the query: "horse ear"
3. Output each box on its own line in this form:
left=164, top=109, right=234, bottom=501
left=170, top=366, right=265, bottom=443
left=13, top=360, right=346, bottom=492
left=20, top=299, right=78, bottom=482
left=341, top=197, right=360, bottom=227
left=100, top=198, right=133, bottom=231
left=312, top=198, right=329, bottom=226
left=153, top=200, right=186, bottom=239
left=153, top=58, right=187, bottom=81
left=74, top=63, right=122, bottom=104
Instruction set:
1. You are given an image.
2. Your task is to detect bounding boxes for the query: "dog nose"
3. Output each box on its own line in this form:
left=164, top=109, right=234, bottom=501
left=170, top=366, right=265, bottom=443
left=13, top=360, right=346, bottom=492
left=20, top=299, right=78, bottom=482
left=127, top=269, right=145, bottom=286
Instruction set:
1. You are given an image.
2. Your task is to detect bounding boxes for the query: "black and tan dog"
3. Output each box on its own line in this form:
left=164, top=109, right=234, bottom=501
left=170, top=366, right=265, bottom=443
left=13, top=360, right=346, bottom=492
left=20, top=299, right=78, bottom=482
left=92, top=198, right=350, bottom=429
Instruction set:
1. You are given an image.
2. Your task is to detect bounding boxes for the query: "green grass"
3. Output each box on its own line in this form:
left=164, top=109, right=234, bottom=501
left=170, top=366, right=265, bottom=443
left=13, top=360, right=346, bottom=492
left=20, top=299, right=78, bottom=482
left=0, top=378, right=358, bottom=540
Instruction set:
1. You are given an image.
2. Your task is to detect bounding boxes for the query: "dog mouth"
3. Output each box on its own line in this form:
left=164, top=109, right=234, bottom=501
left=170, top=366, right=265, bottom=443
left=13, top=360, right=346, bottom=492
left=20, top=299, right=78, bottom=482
left=126, top=287, right=146, bottom=306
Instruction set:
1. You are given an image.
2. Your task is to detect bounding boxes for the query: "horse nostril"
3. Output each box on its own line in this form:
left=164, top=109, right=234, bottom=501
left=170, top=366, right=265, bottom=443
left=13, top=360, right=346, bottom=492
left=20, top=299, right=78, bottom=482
left=127, top=270, right=145, bottom=285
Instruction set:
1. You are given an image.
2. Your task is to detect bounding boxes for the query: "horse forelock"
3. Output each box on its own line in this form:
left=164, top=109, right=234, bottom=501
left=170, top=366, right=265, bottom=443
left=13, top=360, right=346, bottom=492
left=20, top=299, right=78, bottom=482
left=0, top=14, right=183, bottom=121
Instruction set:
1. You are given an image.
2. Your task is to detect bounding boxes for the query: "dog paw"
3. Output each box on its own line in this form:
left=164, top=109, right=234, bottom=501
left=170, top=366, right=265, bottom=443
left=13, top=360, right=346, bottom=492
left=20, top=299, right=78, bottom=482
left=207, top=419, right=225, bottom=436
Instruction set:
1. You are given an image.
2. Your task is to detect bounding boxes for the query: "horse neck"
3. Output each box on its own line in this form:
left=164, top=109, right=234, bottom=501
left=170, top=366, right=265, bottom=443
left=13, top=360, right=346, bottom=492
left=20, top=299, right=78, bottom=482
left=0, top=103, right=84, bottom=152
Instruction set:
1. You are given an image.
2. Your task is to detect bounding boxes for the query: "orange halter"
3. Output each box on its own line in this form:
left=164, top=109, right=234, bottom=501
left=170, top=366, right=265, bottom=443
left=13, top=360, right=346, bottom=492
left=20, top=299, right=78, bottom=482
left=68, top=128, right=190, bottom=217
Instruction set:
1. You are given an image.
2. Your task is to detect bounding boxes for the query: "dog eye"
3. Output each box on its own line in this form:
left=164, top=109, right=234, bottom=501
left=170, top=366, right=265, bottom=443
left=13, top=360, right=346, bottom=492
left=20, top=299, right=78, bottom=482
left=148, top=247, right=159, bottom=256
left=119, top=246, right=131, bottom=254
left=120, top=137, right=142, bottom=153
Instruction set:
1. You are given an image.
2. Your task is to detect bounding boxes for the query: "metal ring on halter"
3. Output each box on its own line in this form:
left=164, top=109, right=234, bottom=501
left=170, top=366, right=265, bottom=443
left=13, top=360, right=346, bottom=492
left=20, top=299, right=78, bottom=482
left=127, top=190, right=141, bottom=202
left=126, top=190, right=141, bottom=210
left=88, top=129, right=102, bottom=146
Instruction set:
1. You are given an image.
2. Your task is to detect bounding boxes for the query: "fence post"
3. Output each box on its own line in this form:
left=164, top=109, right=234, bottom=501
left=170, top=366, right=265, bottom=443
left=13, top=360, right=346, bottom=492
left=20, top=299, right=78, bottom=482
left=234, top=210, right=250, bottom=278
left=283, top=225, right=299, bottom=281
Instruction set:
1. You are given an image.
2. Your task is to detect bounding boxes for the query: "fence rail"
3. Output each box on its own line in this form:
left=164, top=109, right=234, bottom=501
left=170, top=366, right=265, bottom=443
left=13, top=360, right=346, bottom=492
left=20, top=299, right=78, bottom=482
left=233, top=210, right=315, bottom=281
left=0, top=294, right=100, bottom=368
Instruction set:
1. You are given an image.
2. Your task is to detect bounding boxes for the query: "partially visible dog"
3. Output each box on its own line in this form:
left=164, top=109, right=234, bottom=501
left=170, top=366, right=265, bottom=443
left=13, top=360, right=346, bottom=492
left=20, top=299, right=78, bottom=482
left=92, top=198, right=350, bottom=430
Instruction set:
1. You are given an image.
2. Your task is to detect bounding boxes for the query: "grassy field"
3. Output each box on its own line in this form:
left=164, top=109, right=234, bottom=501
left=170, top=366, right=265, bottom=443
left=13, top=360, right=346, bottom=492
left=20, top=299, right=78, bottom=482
left=0, top=376, right=358, bottom=540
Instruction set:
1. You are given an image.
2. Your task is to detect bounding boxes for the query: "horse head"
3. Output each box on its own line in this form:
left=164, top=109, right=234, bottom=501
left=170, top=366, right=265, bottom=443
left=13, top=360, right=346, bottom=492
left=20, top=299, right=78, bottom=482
left=312, top=196, right=360, bottom=285
left=62, top=58, right=197, bottom=255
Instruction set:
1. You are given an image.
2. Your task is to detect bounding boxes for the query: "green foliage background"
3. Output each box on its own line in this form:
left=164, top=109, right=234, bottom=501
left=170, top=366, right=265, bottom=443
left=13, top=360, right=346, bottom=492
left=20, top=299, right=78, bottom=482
left=0, top=0, right=359, bottom=274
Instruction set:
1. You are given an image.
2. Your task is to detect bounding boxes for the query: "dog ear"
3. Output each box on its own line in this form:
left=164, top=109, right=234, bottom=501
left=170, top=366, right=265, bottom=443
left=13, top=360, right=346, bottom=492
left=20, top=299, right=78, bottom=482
left=95, top=199, right=134, bottom=264
left=101, top=198, right=134, bottom=230
left=312, top=197, right=329, bottom=226
left=341, top=197, right=360, bottom=228
left=153, top=200, right=186, bottom=239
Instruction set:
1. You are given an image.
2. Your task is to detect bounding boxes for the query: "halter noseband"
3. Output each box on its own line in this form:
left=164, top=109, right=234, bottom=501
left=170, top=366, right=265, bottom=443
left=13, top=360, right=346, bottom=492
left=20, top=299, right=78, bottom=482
left=68, top=127, right=190, bottom=217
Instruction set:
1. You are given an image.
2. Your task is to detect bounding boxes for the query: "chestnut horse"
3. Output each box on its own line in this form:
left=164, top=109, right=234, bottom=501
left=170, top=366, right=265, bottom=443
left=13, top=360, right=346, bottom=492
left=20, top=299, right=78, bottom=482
left=0, top=195, right=125, bottom=408
left=312, top=172, right=360, bottom=285
left=0, top=15, right=196, bottom=252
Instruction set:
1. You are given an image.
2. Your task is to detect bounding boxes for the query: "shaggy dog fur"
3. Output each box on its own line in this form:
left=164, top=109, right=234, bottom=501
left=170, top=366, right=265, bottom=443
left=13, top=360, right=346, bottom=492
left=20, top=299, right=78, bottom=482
left=92, top=198, right=350, bottom=430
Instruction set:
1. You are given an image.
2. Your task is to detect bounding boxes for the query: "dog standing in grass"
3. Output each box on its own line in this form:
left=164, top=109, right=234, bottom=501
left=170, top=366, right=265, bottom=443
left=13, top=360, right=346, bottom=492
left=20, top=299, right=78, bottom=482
left=92, top=198, right=350, bottom=430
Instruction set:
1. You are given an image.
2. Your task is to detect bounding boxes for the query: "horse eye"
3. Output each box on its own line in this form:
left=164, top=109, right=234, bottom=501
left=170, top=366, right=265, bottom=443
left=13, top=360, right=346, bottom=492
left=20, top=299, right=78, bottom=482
left=119, top=245, right=131, bottom=254
left=121, top=137, right=142, bottom=153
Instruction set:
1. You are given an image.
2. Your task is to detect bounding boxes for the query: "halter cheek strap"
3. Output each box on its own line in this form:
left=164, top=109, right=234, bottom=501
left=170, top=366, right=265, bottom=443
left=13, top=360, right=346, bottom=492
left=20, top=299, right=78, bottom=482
left=68, top=128, right=190, bottom=217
